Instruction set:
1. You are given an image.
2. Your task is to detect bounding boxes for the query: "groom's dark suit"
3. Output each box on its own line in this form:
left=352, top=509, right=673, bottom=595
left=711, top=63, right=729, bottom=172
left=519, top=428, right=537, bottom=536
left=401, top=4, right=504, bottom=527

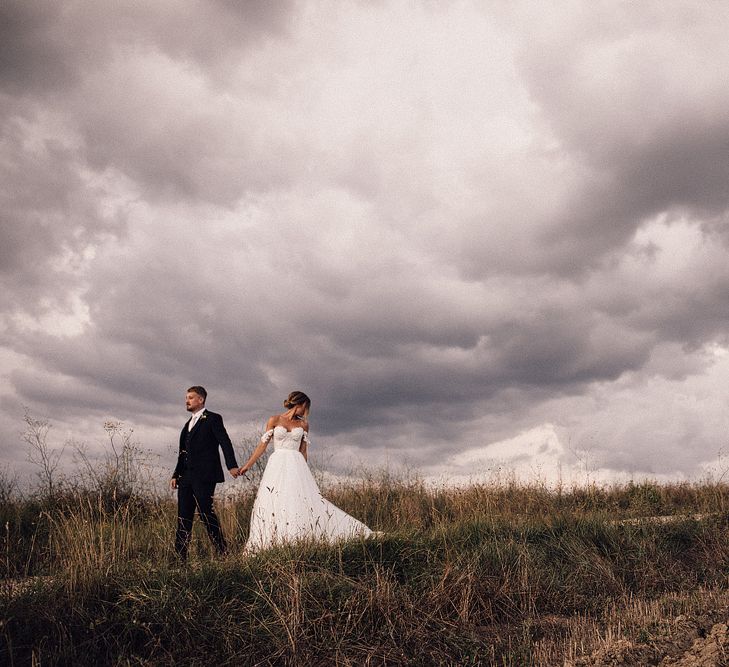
left=172, top=409, right=238, bottom=559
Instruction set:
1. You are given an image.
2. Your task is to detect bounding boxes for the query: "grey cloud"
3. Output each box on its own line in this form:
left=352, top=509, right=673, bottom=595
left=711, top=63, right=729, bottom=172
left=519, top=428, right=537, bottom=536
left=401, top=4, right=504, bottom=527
left=0, top=0, right=294, bottom=94
left=137, top=0, right=295, bottom=69
left=542, top=366, right=727, bottom=477
left=0, top=2, right=77, bottom=93
left=629, top=273, right=729, bottom=345
left=0, top=107, right=127, bottom=315
left=490, top=5, right=729, bottom=279
left=584, top=223, right=729, bottom=351
left=1, top=0, right=298, bottom=207
left=540, top=119, right=729, bottom=273
left=3, top=1, right=729, bottom=482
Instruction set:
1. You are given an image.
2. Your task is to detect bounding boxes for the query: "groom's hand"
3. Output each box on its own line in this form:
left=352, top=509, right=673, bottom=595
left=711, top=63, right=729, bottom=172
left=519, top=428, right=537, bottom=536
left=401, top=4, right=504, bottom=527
left=229, top=467, right=239, bottom=478
left=169, top=478, right=177, bottom=490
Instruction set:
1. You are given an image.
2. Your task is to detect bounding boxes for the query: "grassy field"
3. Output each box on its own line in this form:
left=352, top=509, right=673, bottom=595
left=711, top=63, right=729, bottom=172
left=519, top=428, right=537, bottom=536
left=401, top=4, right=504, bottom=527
left=1, top=475, right=728, bottom=665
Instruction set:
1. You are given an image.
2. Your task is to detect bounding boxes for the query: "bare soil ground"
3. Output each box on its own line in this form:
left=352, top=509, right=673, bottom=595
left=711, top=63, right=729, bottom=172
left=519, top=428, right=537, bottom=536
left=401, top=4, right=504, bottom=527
left=560, top=590, right=728, bottom=666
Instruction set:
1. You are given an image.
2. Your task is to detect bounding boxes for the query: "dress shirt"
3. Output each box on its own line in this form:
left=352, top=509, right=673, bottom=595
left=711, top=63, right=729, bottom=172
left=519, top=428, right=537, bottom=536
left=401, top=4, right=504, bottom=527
left=188, top=408, right=205, bottom=431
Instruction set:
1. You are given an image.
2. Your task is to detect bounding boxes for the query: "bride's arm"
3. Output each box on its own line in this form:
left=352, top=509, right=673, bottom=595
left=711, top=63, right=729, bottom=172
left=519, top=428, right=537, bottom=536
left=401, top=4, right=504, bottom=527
left=299, top=422, right=310, bottom=462
left=240, top=417, right=276, bottom=475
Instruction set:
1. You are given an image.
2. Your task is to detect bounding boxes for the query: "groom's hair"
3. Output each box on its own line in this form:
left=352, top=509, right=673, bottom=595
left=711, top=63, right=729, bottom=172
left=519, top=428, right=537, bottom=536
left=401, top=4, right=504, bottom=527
left=187, top=386, right=207, bottom=402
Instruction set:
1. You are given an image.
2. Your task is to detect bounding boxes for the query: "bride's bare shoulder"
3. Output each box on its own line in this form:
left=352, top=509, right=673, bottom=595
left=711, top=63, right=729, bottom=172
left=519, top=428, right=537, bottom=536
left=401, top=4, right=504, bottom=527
left=265, top=415, right=280, bottom=430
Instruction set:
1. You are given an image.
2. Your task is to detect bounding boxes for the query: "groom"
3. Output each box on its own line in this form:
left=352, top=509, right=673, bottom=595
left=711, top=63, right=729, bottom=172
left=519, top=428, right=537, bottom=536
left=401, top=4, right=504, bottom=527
left=170, top=386, right=239, bottom=560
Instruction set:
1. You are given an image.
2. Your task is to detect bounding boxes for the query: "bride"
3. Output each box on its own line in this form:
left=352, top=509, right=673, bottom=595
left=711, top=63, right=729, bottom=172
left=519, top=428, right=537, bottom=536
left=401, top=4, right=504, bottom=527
left=239, top=391, right=373, bottom=552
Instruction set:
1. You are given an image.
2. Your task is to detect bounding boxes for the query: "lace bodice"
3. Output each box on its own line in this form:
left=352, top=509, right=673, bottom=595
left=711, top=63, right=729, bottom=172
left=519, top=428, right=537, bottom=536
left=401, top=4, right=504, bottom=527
left=261, top=425, right=309, bottom=452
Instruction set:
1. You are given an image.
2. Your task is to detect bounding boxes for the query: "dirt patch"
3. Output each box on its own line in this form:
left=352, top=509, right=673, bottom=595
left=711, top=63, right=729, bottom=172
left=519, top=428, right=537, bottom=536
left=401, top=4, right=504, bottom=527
left=568, top=612, right=728, bottom=666
left=660, top=621, right=727, bottom=666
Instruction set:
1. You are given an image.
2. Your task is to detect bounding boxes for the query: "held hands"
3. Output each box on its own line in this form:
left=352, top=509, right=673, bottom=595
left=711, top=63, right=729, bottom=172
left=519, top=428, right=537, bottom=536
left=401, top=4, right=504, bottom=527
left=229, top=467, right=240, bottom=479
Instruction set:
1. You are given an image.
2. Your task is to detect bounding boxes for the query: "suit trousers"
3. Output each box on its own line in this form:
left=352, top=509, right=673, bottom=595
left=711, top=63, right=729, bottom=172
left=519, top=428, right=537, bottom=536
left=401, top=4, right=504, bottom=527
left=175, top=480, right=226, bottom=558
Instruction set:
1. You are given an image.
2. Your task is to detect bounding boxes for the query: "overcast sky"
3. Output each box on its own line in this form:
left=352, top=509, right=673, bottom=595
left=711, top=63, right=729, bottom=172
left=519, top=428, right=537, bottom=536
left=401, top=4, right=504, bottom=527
left=2, top=1, right=729, bottom=487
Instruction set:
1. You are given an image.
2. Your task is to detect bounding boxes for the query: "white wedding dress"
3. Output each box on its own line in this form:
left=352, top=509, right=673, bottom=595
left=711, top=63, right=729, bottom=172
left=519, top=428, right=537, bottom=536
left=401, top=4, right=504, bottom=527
left=244, top=425, right=373, bottom=552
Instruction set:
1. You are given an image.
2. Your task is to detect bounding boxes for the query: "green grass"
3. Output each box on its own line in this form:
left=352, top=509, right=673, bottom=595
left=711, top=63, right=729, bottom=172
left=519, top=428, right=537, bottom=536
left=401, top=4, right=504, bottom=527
left=1, top=477, right=728, bottom=665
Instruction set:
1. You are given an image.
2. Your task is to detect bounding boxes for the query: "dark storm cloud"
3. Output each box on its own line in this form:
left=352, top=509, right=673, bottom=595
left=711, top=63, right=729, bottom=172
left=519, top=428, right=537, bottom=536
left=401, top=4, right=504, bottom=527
left=0, top=0, right=294, bottom=92
left=0, top=0, right=297, bottom=206
left=0, top=0, right=298, bottom=326
left=512, top=3, right=729, bottom=272
left=0, top=104, right=127, bottom=315
left=0, top=2, right=76, bottom=93
left=135, top=0, right=295, bottom=68
left=3, top=1, right=729, bottom=482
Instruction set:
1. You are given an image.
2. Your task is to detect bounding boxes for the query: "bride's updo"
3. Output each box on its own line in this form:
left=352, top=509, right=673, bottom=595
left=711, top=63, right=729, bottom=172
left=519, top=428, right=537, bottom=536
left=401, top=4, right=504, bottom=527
left=283, top=390, right=311, bottom=413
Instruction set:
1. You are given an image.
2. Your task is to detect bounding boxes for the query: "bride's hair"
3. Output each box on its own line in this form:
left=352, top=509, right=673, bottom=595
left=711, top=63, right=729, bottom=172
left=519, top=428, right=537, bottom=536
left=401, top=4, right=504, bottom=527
left=284, top=390, right=311, bottom=412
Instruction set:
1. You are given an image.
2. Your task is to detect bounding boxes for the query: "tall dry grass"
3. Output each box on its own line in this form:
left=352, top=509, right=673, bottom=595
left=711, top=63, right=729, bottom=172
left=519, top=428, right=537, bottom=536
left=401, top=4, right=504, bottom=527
left=1, top=475, right=728, bottom=665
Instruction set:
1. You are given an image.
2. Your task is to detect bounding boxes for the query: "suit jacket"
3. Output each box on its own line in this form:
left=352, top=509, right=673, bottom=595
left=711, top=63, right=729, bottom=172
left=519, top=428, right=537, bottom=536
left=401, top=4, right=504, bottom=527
left=172, top=409, right=238, bottom=484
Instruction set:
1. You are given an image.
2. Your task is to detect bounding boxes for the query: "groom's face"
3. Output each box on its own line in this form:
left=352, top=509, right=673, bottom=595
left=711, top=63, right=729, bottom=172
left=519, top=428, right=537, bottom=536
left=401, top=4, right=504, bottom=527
left=185, top=391, right=205, bottom=413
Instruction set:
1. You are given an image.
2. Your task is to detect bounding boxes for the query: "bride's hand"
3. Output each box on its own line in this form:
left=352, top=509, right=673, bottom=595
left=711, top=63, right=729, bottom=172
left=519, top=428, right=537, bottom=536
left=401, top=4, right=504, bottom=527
left=238, top=466, right=248, bottom=477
